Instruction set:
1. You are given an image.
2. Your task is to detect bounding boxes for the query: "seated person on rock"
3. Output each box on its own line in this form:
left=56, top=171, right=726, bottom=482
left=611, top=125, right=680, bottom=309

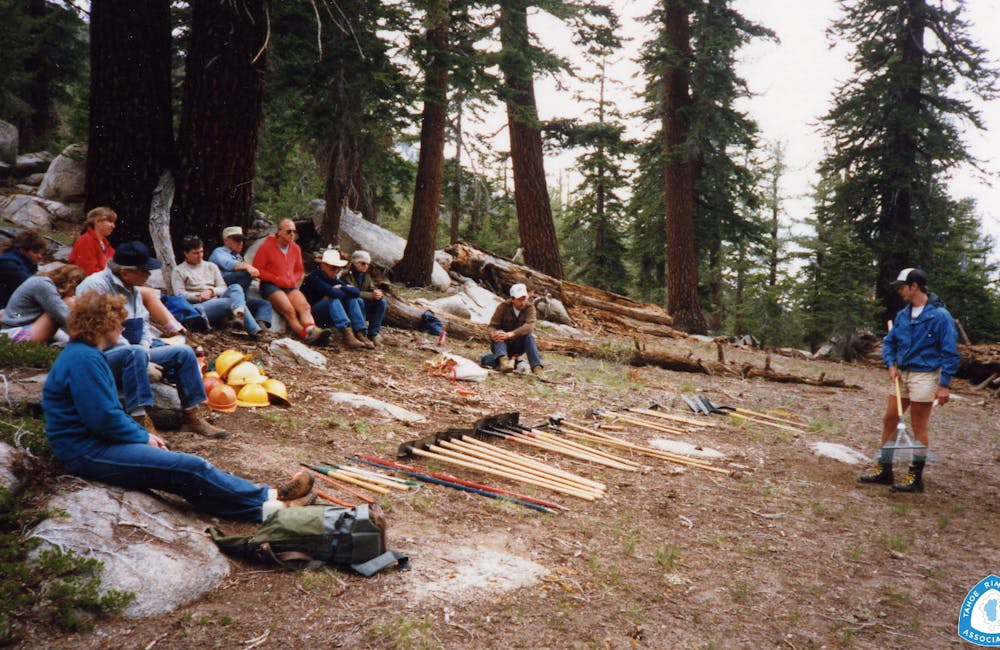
left=339, top=250, right=386, bottom=348
left=488, top=283, right=544, bottom=375
left=208, top=225, right=272, bottom=328
left=0, top=230, right=46, bottom=309
left=172, top=235, right=261, bottom=337
left=1, top=264, right=85, bottom=344
left=301, top=248, right=370, bottom=350
left=76, top=241, right=226, bottom=438
left=68, top=206, right=194, bottom=335
left=42, top=291, right=315, bottom=522
left=253, top=218, right=330, bottom=346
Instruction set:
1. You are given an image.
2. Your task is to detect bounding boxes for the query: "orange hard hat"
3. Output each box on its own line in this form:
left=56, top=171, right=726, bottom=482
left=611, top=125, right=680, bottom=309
left=203, top=375, right=225, bottom=396
left=207, top=384, right=238, bottom=412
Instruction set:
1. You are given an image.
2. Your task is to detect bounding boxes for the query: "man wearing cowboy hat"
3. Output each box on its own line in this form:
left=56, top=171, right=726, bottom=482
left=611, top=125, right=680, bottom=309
left=301, top=248, right=369, bottom=349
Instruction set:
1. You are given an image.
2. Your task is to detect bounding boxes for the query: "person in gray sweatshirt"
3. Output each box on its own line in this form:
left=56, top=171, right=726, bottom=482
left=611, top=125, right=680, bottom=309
left=1, top=264, right=85, bottom=344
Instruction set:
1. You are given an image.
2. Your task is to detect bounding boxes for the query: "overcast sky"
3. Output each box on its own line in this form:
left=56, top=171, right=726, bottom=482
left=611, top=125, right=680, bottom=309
left=510, top=0, right=1000, bottom=265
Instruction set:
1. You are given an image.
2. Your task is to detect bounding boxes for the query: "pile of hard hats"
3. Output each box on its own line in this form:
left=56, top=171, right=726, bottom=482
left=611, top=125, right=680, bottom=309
left=205, top=349, right=291, bottom=411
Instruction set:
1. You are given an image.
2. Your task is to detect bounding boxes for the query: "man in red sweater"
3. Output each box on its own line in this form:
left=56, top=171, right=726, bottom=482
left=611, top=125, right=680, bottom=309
left=253, top=219, right=330, bottom=345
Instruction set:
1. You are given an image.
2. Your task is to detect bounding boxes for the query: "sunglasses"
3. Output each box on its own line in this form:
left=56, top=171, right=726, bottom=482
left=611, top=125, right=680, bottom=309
left=283, top=229, right=297, bottom=234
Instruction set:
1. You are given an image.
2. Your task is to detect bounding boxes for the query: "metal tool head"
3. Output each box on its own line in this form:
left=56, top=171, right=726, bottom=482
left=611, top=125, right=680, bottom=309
left=695, top=395, right=717, bottom=415
left=549, top=414, right=565, bottom=426
left=881, top=426, right=927, bottom=451
left=681, top=395, right=702, bottom=414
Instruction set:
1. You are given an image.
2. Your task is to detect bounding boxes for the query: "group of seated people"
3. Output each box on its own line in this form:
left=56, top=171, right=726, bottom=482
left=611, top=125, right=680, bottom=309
left=0, top=208, right=389, bottom=439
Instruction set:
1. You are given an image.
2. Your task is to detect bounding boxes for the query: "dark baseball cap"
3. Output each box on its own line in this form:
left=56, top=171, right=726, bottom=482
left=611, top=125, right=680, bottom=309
left=890, top=267, right=927, bottom=288
left=113, top=241, right=163, bottom=271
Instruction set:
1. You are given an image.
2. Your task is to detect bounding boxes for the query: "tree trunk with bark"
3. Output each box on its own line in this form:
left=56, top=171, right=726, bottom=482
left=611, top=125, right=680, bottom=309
left=85, top=0, right=173, bottom=245
left=661, top=0, right=707, bottom=334
left=395, top=3, right=450, bottom=287
left=498, top=0, right=563, bottom=279
left=173, top=0, right=268, bottom=252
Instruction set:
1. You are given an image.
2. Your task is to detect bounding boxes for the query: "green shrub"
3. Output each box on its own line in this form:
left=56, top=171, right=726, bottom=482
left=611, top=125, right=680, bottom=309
left=0, top=337, right=60, bottom=368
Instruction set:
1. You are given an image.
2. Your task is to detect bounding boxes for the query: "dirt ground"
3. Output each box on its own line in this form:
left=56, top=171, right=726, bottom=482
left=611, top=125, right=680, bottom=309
left=14, top=326, right=1000, bottom=649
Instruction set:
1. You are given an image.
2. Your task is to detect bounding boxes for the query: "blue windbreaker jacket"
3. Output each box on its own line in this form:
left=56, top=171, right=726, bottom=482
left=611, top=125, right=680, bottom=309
left=882, top=299, right=960, bottom=387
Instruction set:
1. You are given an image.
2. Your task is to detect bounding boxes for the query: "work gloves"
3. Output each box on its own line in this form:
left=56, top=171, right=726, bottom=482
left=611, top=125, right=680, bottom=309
left=147, top=362, right=164, bottom=383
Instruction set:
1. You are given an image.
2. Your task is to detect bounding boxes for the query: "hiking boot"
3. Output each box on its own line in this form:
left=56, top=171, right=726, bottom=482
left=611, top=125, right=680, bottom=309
left=183, top=408, right=229, bottom=439
left=132, top=413, right=159, bottom=436
left=284, top=491, right=318, bottom=507
left=498, top=356, right=514, bottom=373
left=277, top=470, right=314, bottom=501
left=531, top=365, right=545, bottom=377
left=182, top=315, right=210, bottom=333
left=891, top=462, right=925, bottom=493
left=355, top=330, right=376, bottom=349
left=858, top=462, right=893, bottom=485
left=368, top=334, right=381, bottom=349
left=341, top=328, right=367, bottom=350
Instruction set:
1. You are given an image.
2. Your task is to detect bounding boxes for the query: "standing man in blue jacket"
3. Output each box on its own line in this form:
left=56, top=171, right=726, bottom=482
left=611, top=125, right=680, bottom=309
left=859, top=268, right=959, bottom=493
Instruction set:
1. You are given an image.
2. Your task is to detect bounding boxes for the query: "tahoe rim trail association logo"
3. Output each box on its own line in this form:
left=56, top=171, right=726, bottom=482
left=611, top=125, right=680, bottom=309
left=959, top=575, right=1000, bottom=647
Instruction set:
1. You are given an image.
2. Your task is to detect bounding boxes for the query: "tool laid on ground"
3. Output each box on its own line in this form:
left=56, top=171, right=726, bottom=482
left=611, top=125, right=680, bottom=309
left=685, top=395, right=808, bottom=434
left=627, top=404, right=715, bottom=429
left=549, top=416, right=732, bottom=475
left=477, top=420, right=639, bottom=471
left=318, top=462, right=416, bottom=491
left=398, top=416, right=606, bottom=500
left=351, top=455, right=563, bottom=513
left=302, top=463, right=380, bottom=502
left=593, top=408, right=687, bottom=435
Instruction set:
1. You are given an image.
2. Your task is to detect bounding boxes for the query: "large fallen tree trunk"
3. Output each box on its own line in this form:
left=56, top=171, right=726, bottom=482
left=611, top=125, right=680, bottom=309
left=444, top=242, right=675, bottom=333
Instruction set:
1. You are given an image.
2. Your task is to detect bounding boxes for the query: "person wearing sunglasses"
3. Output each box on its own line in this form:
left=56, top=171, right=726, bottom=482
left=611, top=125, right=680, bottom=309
left=251, top=218, right=330, bottom=346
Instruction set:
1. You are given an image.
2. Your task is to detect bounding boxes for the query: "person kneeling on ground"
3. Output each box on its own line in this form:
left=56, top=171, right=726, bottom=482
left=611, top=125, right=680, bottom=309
left=76, top=242, right=226, bottom=438
left=301, top=248, right=369, bottom=350
left=172, top=235, right=261, bottom=337
left=42, top=291, right=316, bottom=522
left=253, top=218, right=330, bottom=346
left=487, top=283, right=544, bottom=376
left=1, top=264, right=85, bottom=344
left=339, top=250, right=386, bottom=348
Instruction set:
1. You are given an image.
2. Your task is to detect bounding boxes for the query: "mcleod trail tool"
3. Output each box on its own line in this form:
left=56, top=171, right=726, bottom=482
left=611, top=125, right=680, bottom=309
left=691, top=396, right=807, bottom=434
left=351, top=455, right=563, bottom=513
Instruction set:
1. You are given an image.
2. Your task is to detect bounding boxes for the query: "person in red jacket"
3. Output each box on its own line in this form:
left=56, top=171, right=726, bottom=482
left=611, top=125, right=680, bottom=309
left=253, top=218, right=330, bottom=345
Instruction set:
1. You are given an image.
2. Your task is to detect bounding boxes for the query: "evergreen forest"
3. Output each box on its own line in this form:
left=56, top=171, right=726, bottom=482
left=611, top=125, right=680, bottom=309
left=3, top=0, right=999, bottom=346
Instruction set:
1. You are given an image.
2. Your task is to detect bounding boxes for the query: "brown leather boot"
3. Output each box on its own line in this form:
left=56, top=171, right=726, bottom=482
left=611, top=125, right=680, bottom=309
left=498, top=356, right=514, bottom=373
left=277, top=470, right=314, bottom=501
left=132, top=413, right=159, bottom=436
left=341, top=328, right=367, bottom=350
left=183, top=408, right=229, bottom=439
left=355, top=330, right=376, bottom=349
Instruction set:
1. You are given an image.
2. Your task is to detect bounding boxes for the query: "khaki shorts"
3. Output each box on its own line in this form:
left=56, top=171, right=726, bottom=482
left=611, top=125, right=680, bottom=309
left=898, top=370, right=940, bottom=402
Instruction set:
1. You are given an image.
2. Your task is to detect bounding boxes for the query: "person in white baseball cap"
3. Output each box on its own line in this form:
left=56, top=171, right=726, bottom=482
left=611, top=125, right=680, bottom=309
left=486, top=283, right=544, bottom=375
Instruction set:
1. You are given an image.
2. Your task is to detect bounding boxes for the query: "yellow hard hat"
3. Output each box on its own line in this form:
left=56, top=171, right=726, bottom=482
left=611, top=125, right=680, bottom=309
left=226, top=361, right=266, bottom=386
left=236, top=383, right=270, bottom=408
left=207, top=384, right=238, bottom=412
left=204, top=370, right=221, bottom=378
left=215, top=349, right=251, bottom=379
left=262, top=378, right=291, bottom=407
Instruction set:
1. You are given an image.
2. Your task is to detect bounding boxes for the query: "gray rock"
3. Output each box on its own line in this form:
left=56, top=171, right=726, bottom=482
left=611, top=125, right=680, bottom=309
left=0, top=194, right=54, bottom=230
left=0, top=120, right=16, bottom=165
left=29, top=486, right=230, bottom=618
left=0, top=442, right=27, bottom=494
left=269, top=337, right=327, bottom=369
left=14, top=151, right=53, bottom=176
left=23, top=173, right=45, bottom=185
left=149, top=381, right=183, bottom=430
left=0, top=161, right=10, bottom=179
left=38, top=144, right=86, bottom=203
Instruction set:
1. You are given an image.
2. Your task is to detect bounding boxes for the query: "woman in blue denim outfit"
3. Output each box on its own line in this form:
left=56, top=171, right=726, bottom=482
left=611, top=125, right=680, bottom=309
left=42, top=291, right=315, bottom=521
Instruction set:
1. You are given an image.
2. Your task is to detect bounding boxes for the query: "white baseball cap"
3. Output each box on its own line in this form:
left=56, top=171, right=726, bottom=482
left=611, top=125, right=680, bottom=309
left=321, top=248, right=348, bottom=267
left=509, top=283, right=528, bottom=299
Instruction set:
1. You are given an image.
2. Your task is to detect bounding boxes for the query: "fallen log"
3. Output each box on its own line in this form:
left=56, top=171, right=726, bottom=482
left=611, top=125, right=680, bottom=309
left=444, top=242, right=675, bottom=331
left=383, top=293, right=486, bottom=340
left=740, top=364, right=860, bottom=389
left=629, top=349, right=739, bottom=376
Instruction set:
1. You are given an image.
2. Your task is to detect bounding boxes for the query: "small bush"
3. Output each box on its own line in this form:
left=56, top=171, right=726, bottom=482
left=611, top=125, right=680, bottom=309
left=0, top=337, right=60, bottom=369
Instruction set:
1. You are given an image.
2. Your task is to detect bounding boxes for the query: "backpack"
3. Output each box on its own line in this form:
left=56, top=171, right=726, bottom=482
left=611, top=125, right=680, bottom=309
left=207, top=504, right=409, bottom=577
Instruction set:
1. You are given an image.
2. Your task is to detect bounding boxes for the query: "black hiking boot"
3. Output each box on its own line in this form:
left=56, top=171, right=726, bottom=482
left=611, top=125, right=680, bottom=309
left=858, top=462, right=894, bottom=485
left=890, top=461, right=925, bottom=493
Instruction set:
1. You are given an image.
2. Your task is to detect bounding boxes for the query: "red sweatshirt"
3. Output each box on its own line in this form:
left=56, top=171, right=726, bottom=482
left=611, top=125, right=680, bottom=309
left=253, top=236, right=304, bottom=289
left=68, top=229, right=114, bottom=276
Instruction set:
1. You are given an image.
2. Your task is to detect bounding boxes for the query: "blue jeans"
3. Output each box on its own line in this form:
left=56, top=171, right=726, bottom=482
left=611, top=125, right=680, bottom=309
left=104, top=343, right=207, bottom=412
left=311, top=298, right=351, bottom=330
left=64, top=442, right=270, bottom=521
left=491, top=333, right=543, bottom=369
left=361, top=297, right=387, bottom=337
left=221, top=269, right=252, bottom=294
left=198, top=285, right=260, bottom=334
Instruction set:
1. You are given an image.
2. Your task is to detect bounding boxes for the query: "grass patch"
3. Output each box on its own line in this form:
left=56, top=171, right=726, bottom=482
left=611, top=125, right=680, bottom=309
left=890, top=502, right=909, bottom=516
left=370, top=615, right=439, bottom=650
left=881, top=532, right=910, bottom=553
left=728, top=580, right=750, bottom=603
left=654, top=544, right=681, bottom=570
left=619, top=529, right=640, bottom=556
left=0, top=337, right=60, bottom=368
left=0, top=405, right=51, bottom=458
left=257, top=411, right=303, bottom=430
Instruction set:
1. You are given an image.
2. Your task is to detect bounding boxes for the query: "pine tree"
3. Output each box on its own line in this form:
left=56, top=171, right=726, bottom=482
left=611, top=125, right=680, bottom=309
left=819, top=0, right=998, bottom=323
